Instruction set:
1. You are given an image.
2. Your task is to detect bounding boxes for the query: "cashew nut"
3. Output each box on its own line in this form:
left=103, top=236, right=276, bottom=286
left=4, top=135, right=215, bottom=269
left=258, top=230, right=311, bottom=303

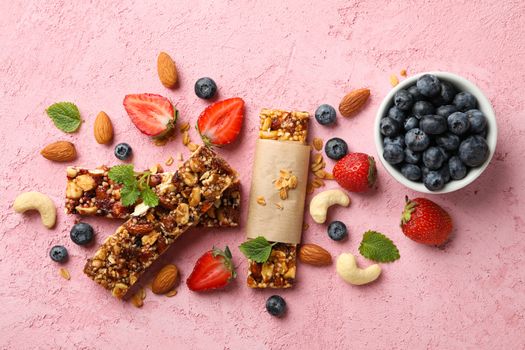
left=336, top=253, right=381, bottom=285
left=309, top=189, right=350, bottom=223
left=13, top=191, right=57, bottom=229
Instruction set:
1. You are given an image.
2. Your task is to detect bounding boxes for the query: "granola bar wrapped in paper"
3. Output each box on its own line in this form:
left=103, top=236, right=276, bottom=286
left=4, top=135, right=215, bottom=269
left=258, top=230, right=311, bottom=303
left=245, top=109, right=310, bottom=288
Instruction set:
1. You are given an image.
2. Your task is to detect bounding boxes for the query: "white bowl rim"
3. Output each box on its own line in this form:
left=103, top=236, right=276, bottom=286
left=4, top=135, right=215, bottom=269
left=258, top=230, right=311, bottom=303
left=374, top=71, right=497, bottom=194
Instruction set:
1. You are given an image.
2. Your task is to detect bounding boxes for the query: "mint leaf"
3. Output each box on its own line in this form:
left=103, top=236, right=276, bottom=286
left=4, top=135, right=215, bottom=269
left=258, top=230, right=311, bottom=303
left=141, top=187, right=159, bottom=207
left=46, top=102, right=82, bottom=132
left=108, top=165, right=135, bottom=186
left=359, top=230, right=400, bottom=263
left=120, top=184, right=140, bottom=207
left=239, top=236, right=277, bottom=263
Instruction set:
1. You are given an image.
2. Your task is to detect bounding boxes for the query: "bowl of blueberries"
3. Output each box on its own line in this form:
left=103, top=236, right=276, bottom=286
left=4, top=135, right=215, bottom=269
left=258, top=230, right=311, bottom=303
left=375, top=71, right=497, bottom=193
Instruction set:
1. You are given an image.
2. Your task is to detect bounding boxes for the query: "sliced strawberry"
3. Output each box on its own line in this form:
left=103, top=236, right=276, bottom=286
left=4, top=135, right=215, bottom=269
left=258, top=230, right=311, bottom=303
left=123, top=93, right=177, bottom=137
left=197, top=97, right=244, bottom=146
left=186, top=246, right=236, bottom=292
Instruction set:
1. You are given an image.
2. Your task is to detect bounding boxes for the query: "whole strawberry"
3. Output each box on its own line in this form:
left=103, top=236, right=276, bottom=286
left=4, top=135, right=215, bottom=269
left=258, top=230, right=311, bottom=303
left=333, top=153, right=377, bottom=192
left=400, top=196, right=452, bottom=245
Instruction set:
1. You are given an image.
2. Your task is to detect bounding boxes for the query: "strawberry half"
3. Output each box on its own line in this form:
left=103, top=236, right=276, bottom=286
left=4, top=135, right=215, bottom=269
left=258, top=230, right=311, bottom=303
left=186, top=246, right=236, bottom=292
left=123, top=93, right=177, bottom=138
left=400, top=196, right=452, bottom=245
left=197, top=97, right=244, bottom=146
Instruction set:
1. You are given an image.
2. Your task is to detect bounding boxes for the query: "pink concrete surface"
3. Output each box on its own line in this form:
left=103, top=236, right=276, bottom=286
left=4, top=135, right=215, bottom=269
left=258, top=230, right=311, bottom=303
left=1, top=1, right=525, bottom=349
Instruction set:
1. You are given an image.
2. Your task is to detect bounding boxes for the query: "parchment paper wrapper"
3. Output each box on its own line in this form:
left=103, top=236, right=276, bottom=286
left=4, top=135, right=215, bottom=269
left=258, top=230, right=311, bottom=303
left=246, top=139, right=310, bottom=244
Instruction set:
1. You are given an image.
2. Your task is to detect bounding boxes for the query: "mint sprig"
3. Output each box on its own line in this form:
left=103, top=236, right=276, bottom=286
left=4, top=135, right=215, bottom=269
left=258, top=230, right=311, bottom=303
left=46, top=102, right=82, bottom=133
left=108, top=165, right=159, bottom=207
left=239, top=236, right=277, bottom=263
left=358, top=230, right=400, bottom=263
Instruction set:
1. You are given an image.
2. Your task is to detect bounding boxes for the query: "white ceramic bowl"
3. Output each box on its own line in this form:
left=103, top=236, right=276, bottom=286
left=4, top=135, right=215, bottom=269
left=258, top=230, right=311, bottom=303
left=374, top=71, right=497, bottom=194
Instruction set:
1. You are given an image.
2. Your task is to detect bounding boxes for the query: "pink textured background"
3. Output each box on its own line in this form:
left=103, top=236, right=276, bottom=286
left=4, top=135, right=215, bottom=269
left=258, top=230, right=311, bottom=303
left=1, top=1, right=525, bottom=349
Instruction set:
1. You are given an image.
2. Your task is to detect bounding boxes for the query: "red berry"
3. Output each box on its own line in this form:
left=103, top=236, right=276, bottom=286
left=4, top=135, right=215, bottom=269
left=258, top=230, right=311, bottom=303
left=332, top=153, right=377, bottom=192
left=197, top=97, right=245, bottom=146
left=400, top=197, right=452, bottom=245
left=186, top=246, right=236, bottom=292
left=123, top=93, right=177, bottom=137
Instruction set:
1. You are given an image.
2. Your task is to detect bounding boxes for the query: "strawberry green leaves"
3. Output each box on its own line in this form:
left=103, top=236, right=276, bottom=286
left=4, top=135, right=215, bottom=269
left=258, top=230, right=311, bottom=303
left=108, top=165, right=159, bottom=207
left=359, top=230, right=400, bottom=263
left=238, top=236, right=277, bottom=263
left=46, top=102, right=82, bottom=133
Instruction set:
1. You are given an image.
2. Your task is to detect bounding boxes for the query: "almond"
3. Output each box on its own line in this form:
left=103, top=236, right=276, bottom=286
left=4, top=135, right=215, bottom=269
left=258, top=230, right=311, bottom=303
left=94, top=111, right=113, bottom=144
left=151, top=264, right=179, bottom=295
left=298, top=244, right=332, bottom=266
left=41, top=141, right=77, bottom=162
left=157, top=52, right=178, bottom=88
left=338, top=88, right=370, bottom=118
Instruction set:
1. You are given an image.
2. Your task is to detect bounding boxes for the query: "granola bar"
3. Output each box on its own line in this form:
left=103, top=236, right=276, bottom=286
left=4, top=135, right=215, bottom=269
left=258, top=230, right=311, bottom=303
left=247, top=109, right=309, bottom=289
left=65, top=166, right=240, bottom=227
left=83, top=146, right=238, bottom=298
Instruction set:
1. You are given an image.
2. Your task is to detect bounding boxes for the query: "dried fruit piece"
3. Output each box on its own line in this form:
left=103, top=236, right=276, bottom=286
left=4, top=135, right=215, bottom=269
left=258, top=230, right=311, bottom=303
left=41, top=141, right=77, bottom=162
left=152, top=264, right=179, bottom=295
left=157, top=52, right=178, bottom=88
left=165, top=156, right=174, bottom=166
left=400, top=69, right=407, bottom=77
left=94, top=111, right=114, bottom=144
left=338, top=88, right=370, bottom=118
left=298, top=244, right=332, bottom=266
left=59, top=268, right=71, bottom=280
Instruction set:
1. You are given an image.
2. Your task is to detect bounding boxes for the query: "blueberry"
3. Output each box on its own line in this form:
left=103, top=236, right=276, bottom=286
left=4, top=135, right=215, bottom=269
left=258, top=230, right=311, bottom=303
left=438, top=164, right=451, bottom=183
left=327, top=221, right=348, bottom=241
left=421, top=166, right=431, bottom=180
left=266, top=295, right=286, bottom=317
left=407, top=85, right=424, bottom=101
left=419, top=115, right=447, bottom=135
left=404, top=116, right=419, bottom=131
left=315, top=104, right=337, bottom=125
left=394, top=89, right=414, bottom=111
left=412, top=101, right=435, bottom=118
left=453, top=91, right=477, bottom=111
left=436, top=105, right=458, bottom=118
left=114, top=143, right=132, bottom=160
left=431, top=81, right=456, bottom=105
left=70, top=222, right=94, bottom=246
left=416, top=74, right=441, bottom=97
left=447, top=112, right=470, bottom=135
left=383, top=144, right=404, bottom=165
left=423, top=146, right=446, bottom=170
left=325, top=138, right=348, bottom=160
left=436, top=132, right=460, bottom=151
left=424, top=171, right=445, bottom=191
left=404, top=149, right=421, bottom=164
left=405, top=128, right=430, bottom=151
left=380, top=117, right=401, bottom=137
left=458, top=135, right=489, bottom=167
left=401, top=164, right=422, bottom=181
left=384, top=135, right=405, bottom=148
left=387, top=106, right=406, bottom=124
left=448, top=156, right=468, bottom=180
left=194, top=77, right=217, bottom=99
left=466, top=109, right=487, bottom=134
left=49, top=245, right=68, bottom=263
